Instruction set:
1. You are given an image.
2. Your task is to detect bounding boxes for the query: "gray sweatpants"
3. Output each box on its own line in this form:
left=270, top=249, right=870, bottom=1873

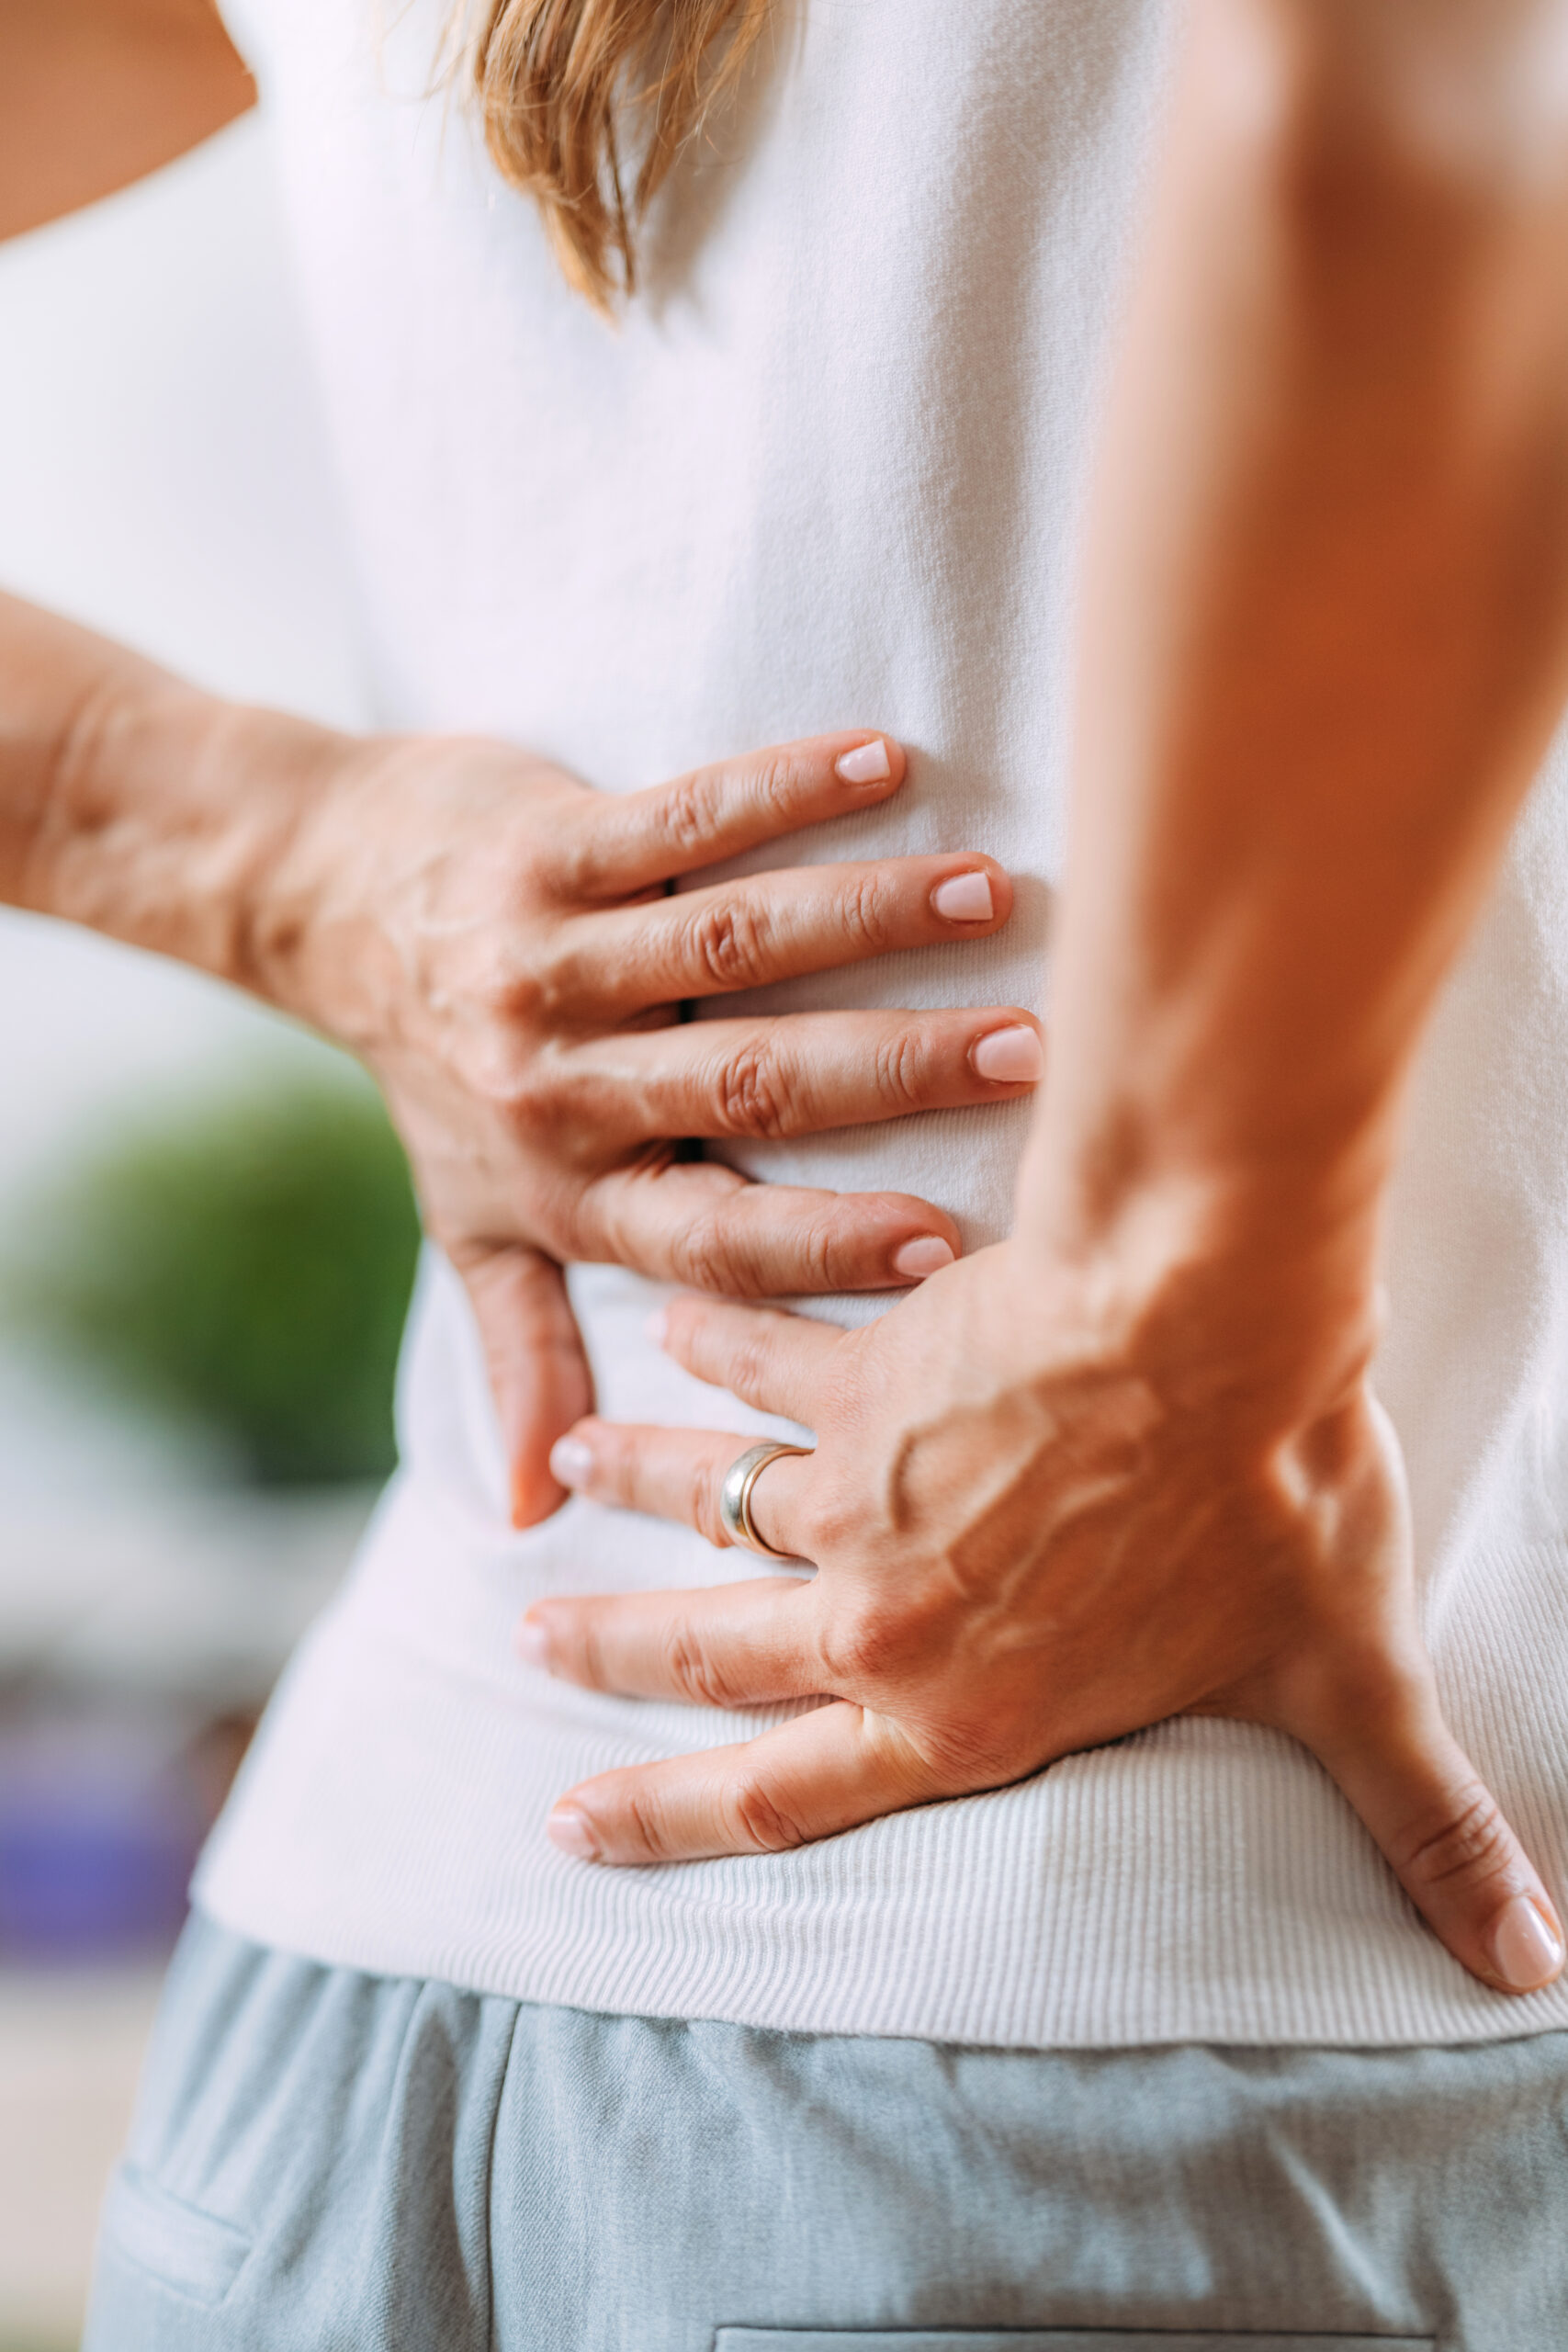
left=84, top=1909, right=1566, bottom=2350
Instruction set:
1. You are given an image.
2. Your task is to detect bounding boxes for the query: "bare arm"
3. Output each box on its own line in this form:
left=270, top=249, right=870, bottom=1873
left=1, top=592, right=1040, bottom=1516
left=1032, top=0, right=1568, bottom=1348
left=532, top=0, right=1568, bottom=1998
left=0, top=0, right=1042, bottom=1515
left=0, top=0, right=254, bottom=243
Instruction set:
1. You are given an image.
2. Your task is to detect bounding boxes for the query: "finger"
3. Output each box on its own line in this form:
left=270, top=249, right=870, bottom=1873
left=656, top=1294, right=840, bottom=1422
left=521, top=1577, right=824, bottom=1706
left=581, top=1158, right=966, bottom=1293
left=560, top=854, right=1013, bottom=1012
left=453, top=1242, right=595, bottom=1530
left=543, top=1701, right=947, bottom=1866
left=553, top=732, right=908, bottom=899
left=557, top=1008, right=1044, bottom=1144
left=1308, top=1676, right=1564, bottom=1995
left=544, top=1418, right=816, bottom=1555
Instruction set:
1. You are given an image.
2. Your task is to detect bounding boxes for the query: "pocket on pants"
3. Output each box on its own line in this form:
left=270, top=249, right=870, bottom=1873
left=714, top=2334, right=1435, bottom=2350
left=96, top=2162, right=252, bottom=2308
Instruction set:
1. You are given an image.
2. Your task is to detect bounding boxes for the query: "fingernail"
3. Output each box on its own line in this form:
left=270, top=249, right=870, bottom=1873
left=548, top=1436, right=592, bottom=1487
left=547, top=1806, right=600, bottom=1862
left=932, top=870, right=994, bottom=923
left=835, top=737, right=892, bottom=786
left=1488, top=1895, right=1564, bottom=1990
left=645, top=1308, right=669, bottom=1348
left=892, top=1234, right=956, bottom=1279
left=971, top=1024, right=1044, bottom=1084
left=517, top=1616, right=553, bottom=1668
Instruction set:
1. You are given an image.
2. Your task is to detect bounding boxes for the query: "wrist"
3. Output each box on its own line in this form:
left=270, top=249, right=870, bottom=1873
left=245, top=728, right=467, bottom=1048
left=24, top=656, right=348, bottom=998
left=1013, top=1137, right=1385, bottom=1437
left=252, top=728, right=570, bottom=1052
left=240, top=724, right=394, bottom=1035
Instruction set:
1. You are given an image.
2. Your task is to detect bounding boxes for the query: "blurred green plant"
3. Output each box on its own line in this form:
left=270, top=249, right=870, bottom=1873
left=1, top=1075, right=422, bottom=1486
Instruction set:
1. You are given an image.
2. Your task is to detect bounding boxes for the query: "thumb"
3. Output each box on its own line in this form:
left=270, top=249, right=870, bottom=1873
left=457, top=1244, right=594, bottom=1529
left=1311, top=1668, right=1564, bottom=1996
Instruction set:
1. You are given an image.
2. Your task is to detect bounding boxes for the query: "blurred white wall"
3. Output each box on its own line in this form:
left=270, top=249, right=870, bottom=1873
left=0, top=104, right=373, bottom=1527
left=0, top=115, right=374, bottom=2349
left=0, top=97, right=383, bottom=1754
left=0, top=113, right=365, bottom=714
left=0, top=106, right=368, bottom=1199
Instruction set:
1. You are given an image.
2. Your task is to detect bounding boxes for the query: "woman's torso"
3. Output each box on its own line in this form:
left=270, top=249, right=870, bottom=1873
left=196, top=0, right=1568, bottom=2046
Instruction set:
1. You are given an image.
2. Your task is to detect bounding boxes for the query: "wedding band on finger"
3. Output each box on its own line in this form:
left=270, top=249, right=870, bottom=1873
left=718, top=1440, right=814, bottom=1559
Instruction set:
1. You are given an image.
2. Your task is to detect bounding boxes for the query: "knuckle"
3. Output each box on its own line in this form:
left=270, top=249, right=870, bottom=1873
left=724, top=1329, right=777, bottom=1401
left=791, top=1491, right=839, bottom=1567
left=837, top=870, right=897, bottom=956
left=544, top=1067, right=624, bottom=1148
left=715, top=1039, right=806, bottom=1139
left=554, top=820, right=614, bottom=901
left=669, top=1211, right=750, bottom=1296
left=489, top=1051, right=562, bottom=1133
left=453, top=944, right=539, bottom=1028
left=796, top=1209, right=857, bottom=1291
left=872, top=1027, right=930, bottom=1112
left=619, top=1781, right=681, bottom=1864
left=581, top=1150, right=679, bottom=1268
left=1395, top=1783, right=1517, bottom=1894
left=722, top=1772, right=809, bottom=1855
left=685, top=898, right=773, bottom=989
left=754, top=751, right=807, bottom=824
left=656, top=770, right=723, bottom=864
left=518, top=933, right=581, bottom=1020
left=818, top=1604, right=905, bottom=1690
left=660, top=1624, right=740, bottom=1709
left=463, top=1057, right=546, bottom=1154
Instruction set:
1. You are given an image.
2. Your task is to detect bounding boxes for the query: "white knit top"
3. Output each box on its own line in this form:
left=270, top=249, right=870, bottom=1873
left=196, top=0, right=1568, bottom=2047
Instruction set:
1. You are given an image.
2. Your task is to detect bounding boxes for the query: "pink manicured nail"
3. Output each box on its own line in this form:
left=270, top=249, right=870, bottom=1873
left=547, top=1806, right=600, bottom=1861
left=645, top=1308, right=669, bottom=1348
left=931, top=870, right=994, bottom=923
left=548, top=1436, right=592, bottom=1487
left=971, top=1024, right=1044, bottom=1084
left=892, top=1235, right=956, bottom=1279
left=517, top=1617, right=552, bottom=1668
left=835, top=738, right=892, bottom=786
left=1489, top=1896, right=1564, bottom=1990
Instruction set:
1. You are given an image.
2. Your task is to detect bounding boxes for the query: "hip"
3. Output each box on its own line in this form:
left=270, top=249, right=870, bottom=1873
left=85, top=1908, right=1568, bottom=2351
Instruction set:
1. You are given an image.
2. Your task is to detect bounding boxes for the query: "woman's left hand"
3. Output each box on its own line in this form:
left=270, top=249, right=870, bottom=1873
left=522, top=1240, right=1566, bottom=1997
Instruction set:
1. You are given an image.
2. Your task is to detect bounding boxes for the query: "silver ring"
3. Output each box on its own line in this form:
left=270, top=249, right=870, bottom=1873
left=718, top=1440, right=813, bottom=1558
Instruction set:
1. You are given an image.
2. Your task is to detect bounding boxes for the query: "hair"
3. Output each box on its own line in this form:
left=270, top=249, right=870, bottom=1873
left=454, top=0, right=773, bottom=311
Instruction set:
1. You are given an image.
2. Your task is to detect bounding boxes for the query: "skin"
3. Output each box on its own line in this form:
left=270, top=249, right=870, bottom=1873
left=0, top=0, right=254, bottom=240
left=525, top=0, right=1568, bottom=2001
left=1, top=600, right=1039, bottom=1522
left=0, top=6, right=1049, bottom=1519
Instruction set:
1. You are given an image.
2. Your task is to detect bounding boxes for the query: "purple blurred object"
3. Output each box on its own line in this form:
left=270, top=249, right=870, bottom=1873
left=0, top=1711, right=207, bottom=1962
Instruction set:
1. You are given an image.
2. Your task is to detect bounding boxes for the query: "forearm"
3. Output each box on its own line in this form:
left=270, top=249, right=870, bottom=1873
left=1027, top=0, right=1568, bottom=1391
left=0, top=0, right=253, bottom=243
left=1, top=589, right=345, bottom=996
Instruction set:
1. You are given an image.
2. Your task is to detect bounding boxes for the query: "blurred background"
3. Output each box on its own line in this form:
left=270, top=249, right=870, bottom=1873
left=0, top=107, right=409, bottom=2349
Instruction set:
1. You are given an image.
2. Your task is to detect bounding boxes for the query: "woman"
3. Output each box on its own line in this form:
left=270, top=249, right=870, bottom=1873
left=3, top=0, right=1566, bottom=2344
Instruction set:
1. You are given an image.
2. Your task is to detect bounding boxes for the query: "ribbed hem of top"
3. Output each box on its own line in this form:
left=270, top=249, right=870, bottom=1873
left=194, top=1491, right=1568, bottom=2051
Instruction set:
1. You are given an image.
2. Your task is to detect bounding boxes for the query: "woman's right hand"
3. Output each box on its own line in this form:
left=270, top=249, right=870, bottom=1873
left=261, top=726, right=1043, bottom=1524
